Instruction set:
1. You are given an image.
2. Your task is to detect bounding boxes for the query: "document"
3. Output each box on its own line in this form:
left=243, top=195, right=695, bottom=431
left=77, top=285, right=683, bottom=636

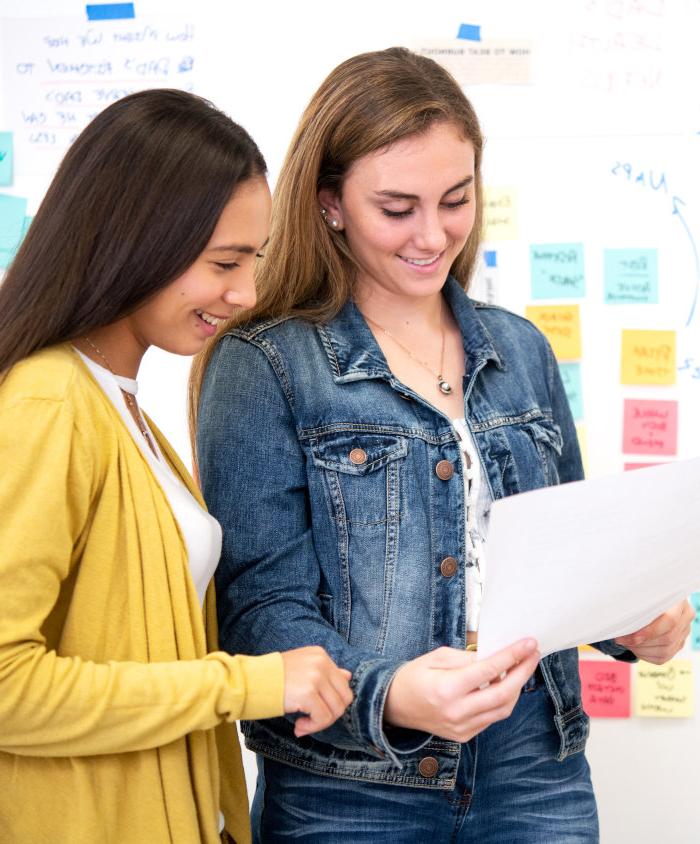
left=477, top=458, right=700, bottom=658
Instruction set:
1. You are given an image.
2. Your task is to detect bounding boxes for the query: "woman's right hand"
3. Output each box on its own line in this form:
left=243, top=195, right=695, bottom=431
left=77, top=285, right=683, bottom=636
left=383, top=639, right=540, bottom=743
left=281, top=646, right=354, bottom=738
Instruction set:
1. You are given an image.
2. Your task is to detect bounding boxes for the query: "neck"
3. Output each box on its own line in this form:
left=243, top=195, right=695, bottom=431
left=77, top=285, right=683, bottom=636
left=79, top=320, right=146, bottom=380
left=354, top=284, right=445, bottom=333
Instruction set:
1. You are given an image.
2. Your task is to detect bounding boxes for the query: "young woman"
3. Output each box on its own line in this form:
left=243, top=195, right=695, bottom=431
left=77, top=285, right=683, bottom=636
left=0, top=89, right=352, bottom=844
left=192, top=49, right=693, bottom=842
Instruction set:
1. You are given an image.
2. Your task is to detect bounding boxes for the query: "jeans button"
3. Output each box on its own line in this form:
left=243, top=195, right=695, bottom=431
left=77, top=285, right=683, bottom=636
left=418, top=756, right=439, bottom=778
left=435, top=459, right=454, bottom=481
left=440, top=556, right=458, bottom=577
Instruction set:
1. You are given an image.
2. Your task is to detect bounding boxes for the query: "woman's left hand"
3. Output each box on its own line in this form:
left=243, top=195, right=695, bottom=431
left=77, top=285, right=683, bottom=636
left=613, top=600, right=695, bottom=664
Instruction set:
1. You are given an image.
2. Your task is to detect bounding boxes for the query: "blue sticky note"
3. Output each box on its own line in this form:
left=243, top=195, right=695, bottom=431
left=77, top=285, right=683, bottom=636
left=530, top=243, right=585, bottom=299
left=0, top=195, right=28, bottom=270
left=457, top=23, right=481, bottom=41
left=483, top=249, right=497, bottom=268
left=0, top=133, right=13, bottom=187
left=691, top=593, right=700, bottom=651
left=558, top=362, right=583, bottom=421
left=86, top=3, right=135, bottom=20
left=604, top=248, right=658, bottom=304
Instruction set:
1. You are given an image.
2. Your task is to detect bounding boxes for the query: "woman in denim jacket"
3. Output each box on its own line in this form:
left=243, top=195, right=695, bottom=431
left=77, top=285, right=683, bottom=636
left=193, top=48, right=692, bottom=843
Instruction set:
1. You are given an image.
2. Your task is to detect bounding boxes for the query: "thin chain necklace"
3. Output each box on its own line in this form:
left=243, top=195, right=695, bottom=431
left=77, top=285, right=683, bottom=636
left=362, top=311, right=454, bottom=395
left=82, top=336, right=154, bottom=444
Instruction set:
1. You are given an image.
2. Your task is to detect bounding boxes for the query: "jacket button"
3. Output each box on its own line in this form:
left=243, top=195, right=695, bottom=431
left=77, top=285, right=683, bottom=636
left=440, top=556, right=458, bottom=577
left=349, top=448, right=367, bottom=465
left=435, top=459, right=454, bottom=481
left=418, top=756, right=439, bottom=778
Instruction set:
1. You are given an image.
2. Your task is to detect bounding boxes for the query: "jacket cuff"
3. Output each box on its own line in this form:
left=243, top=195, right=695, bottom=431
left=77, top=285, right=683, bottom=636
left=591, top=639, right=637, bottom=662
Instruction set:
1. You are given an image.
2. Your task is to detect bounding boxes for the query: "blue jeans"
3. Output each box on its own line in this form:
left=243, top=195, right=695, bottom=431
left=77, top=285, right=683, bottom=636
left=251, top=674, right=599, bottom=843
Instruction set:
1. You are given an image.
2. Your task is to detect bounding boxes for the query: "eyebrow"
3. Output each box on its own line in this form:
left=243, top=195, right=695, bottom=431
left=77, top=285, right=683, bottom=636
left=208, top=238, right=269, bottom=255
left=373, top=176, right=474, bottom=202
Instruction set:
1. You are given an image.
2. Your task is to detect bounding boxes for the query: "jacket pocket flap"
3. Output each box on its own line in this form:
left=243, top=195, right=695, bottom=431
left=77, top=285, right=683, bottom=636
left=311, top=434, right=408, bottom=475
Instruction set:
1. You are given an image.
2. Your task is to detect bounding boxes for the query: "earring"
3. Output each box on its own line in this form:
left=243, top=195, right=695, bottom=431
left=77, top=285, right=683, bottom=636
left=320, top=208, right=328, bottom=220
left=330, top=218, right=339, bottom=229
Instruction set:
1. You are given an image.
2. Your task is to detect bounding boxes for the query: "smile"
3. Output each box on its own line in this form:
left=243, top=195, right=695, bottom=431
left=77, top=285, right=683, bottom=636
left=195, top=309, right=226, bottom=326
left=398, top=252, right=443, bottom=267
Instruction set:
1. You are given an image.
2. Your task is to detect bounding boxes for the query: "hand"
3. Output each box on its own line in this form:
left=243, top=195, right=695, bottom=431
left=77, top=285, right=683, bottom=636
left=614, top=600, right=695, bottom=664
left=384, top=639, right=540, bottom=743
left=280, top=646, right=353, bottom=737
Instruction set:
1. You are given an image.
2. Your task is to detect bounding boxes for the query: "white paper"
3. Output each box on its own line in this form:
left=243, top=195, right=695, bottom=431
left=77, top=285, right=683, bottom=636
left=477, top=458, right=700, bottom=659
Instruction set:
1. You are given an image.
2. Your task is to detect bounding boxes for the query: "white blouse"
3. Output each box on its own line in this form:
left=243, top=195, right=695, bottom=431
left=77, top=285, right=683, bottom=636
left=75, top=350, right=222, bottom=606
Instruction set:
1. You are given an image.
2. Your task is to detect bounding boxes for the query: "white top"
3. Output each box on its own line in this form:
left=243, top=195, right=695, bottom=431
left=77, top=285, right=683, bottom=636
left=75, top=350, right=222, bottom=606
left=452, top=417, right=492, bottom=633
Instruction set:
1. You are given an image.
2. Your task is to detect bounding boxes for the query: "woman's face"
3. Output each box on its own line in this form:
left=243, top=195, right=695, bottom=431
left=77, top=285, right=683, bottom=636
left=126, top=176, right=271, bottom=356
left=319, top=122, right=476, bottom=303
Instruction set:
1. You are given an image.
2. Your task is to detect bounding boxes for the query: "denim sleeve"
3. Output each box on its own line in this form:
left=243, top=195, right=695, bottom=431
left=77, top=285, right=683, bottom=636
left=197, top=334, right=429, bottom=764
left=545, top=342, right=636, bottom=663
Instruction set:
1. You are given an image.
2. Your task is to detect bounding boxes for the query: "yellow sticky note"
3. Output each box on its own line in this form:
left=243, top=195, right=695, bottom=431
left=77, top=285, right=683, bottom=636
left=526, top=304, right=581, bottom=360
left=621, top=329, right=676, bottom=385
left=578, top=644, right=596, bottom=652
left=484, top=186, right=518, bottom=240
left=634, top=659, right=694, bottom=718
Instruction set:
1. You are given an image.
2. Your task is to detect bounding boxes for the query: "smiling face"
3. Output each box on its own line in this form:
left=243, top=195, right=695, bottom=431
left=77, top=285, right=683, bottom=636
left=125, top=176, right=271, bottom=357
left=319, top=122, right=476, bottom=305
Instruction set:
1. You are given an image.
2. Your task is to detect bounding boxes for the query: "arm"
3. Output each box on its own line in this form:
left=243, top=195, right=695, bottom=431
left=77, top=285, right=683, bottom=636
left=0, top=393, right=284, bottom=758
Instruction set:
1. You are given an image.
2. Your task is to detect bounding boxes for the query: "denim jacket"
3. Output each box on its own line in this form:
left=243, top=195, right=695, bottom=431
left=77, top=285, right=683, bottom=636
left=198, top=277, right=633, bottom=789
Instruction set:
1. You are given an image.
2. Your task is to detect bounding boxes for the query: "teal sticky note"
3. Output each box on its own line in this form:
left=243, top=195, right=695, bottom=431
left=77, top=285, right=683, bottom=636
left=691, top=592, right=700, bottom=651
left=604, top=248, right=658, bottom=304
left=530, top=243, right=585, bottom=298
left=0, top=194, right=28, bottom=269
left=558, top=362, right=583, bottom=421
left=0, top=133, right=12, bottom=186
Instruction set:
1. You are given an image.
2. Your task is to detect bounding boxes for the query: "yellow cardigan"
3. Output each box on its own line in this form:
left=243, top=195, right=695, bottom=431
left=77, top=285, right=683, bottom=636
left=0, top=345, right=284, bottom=843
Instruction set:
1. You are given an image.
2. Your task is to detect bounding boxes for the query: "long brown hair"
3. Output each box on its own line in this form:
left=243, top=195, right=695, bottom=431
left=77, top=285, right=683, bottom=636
left=0, top=88, right=266, bottom=375
left=189, top=47, right=484, bottom=435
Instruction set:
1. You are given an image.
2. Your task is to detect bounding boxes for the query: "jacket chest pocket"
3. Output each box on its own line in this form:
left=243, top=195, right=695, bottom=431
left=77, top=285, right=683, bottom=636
left=310, top=434, right=407, bottom=527
left=481, top=417, right=563, bottom=496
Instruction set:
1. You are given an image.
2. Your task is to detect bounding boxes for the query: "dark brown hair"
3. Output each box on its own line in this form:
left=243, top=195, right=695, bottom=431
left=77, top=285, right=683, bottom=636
left=0, top=88, right=266, bottom=373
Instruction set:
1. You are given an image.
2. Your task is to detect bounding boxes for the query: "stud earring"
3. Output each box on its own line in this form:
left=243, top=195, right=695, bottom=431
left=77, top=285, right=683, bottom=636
left=330, top=218, right=339, bottom=229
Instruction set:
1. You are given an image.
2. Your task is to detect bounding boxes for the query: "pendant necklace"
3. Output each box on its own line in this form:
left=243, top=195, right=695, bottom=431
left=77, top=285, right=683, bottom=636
left=362, top=312, right=454, bottom=395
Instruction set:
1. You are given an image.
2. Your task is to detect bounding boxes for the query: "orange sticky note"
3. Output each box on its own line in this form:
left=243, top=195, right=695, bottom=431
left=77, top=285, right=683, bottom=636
left=526, top=304, right=581, bottom=360
left=620, top=329, right=676, bottom=385
left=622, top=398, right=678, bottom=456
left=579, top=660, right=631, bottom=718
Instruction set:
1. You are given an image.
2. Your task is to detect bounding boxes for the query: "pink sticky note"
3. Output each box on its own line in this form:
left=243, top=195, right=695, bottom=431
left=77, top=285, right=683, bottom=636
left=622, top=398, right=678, bottom=456
left=624, top=462, right=665, bottom=471
left=579, top=660, right=631, bottom=718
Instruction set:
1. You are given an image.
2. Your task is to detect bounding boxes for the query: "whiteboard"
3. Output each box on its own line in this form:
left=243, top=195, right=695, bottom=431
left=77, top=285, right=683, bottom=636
left=1, top=2, right=699, bottom=841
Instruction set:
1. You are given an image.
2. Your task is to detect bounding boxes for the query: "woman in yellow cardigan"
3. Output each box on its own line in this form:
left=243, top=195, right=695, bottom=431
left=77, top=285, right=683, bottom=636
left=0, top=89, right=352, bottom=844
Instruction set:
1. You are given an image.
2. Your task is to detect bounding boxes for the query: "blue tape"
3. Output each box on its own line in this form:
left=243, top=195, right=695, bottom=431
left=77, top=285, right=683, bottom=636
left=86, top=3, right=135, bottom=20
left=457, top=23, right=481, bottom=41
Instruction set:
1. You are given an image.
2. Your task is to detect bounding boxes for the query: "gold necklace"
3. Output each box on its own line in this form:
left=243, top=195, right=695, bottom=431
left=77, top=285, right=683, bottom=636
left=82, top=336, right=153, bottom=442
left=362, top=312, right=454, bottom=395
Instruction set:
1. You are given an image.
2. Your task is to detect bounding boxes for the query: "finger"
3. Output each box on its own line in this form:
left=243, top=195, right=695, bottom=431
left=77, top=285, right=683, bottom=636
left=330, top=670, right=354, bottom=707
left=339, top=668, right=353, bottom=680
left=457, top=639, right=538, bottom=693
left=425, top=646, right=478, bottom=670
left=471, top=652, right=541, bottom=708
left=616, top=615, right=675, bottom=646
left=294, top=694, right=333, bottom=737
left=318, top=678, right=349, bottom=723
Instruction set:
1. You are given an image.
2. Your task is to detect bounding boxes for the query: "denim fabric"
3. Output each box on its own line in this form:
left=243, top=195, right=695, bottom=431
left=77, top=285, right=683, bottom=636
left=198, top=276, right=633, bottom=787
left=251, top=675, right=599, bottom=843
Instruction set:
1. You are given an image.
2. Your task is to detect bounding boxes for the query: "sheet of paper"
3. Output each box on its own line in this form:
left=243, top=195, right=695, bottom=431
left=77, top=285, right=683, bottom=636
left=525, top=304, right=581, bottom=360
left=579, top=660, right=631, bottom=718
left=622, top=398, right=678, bottom=456
left=621, top=329, right=676, bottom=385
left=477, top=458, right=700, bottom=659
left=530, top=243, right=585, bottom=299
left=634, top=660, right=694, bottom=718
left=604, top=248, right=658, bottom=304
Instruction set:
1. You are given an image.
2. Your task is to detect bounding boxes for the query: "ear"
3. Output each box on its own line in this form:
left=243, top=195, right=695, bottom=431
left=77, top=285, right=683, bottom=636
left=318, top=188, right=345, bottom=230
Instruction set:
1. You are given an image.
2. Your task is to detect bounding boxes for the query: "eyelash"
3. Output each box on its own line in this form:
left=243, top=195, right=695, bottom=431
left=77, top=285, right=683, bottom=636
left=214, top=262, right=239, bottom=271
left=381, top=198, right=469, bottom=219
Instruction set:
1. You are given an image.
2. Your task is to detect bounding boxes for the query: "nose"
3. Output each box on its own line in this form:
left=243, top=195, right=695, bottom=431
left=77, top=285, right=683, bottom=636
left=412, top=208, right=447, bottom=254
left=224, top=265, right=257, bottom=310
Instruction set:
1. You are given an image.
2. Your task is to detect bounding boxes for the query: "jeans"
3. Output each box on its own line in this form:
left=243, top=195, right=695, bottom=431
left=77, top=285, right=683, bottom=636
left=251, top=673, right=599, bottom=843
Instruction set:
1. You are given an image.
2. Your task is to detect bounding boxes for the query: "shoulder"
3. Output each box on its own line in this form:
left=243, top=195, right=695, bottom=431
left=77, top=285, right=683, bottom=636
left=470, top=299, right=554, bottom=359
left=1, top=344, right=84, bottom=404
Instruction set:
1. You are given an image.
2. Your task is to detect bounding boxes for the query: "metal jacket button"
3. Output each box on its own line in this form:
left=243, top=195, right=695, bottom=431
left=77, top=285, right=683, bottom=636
left=440, top=556, right=458, bottom=577
left=418, top=756, right=439, bottom=777
left=349, top=448, right=367, bottom=465
left=435, top=459, right=454, bottom=481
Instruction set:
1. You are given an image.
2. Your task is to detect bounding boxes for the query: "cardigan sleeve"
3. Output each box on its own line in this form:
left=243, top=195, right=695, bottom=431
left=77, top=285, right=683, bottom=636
left=0, top=394, right=284, bottom=757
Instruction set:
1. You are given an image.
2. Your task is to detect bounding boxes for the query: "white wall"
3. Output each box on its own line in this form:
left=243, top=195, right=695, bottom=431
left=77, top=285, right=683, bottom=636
left=2, top=2, right=699, bottom=841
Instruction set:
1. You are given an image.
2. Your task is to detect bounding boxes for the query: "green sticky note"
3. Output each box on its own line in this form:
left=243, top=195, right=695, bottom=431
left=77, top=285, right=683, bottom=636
left=604, top=248, right=658, bottom=304
left=530, top=243, right=585, bottom=299
left=0, top=195, right=28, bottom=269
left=0, top=133, right=12, bottom=186
left=559, top=362, right=583, bottom=421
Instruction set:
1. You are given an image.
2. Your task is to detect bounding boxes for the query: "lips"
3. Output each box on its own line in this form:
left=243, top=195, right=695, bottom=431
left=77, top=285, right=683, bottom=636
left=398, top=251, right=444, bottom=267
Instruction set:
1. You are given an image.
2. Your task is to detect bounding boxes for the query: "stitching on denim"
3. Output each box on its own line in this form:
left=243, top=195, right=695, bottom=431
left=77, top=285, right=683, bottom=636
left=374, top=460, right=400, bottom=654
left=470, top=407, right=553, bottom=433
left=300, top=423, right=455, bottom=445
left=316, top=325, right=342, bottom=377
left=325, top=470, right=352, bottom=641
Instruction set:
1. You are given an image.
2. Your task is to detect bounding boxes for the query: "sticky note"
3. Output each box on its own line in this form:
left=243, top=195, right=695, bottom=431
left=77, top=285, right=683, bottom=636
left=691, top=593, right=700, bottom=651
left=526, top=304, right=581, bottom=360
left=578, top=644, right=596, bottom=653
left=624, top=462, right=665, bottom=471
left=579, top=660, right=631, bottom=717
left=457, top=23, right=481, bottom=41
left=604, top=248, right=658, bottom=304
left=483, top=250, right=497, bottom=268
left=0, top=132, right=13, bottom=187
left=622, top=398, right=678, bottom=456
left=86, top=3, right=135, bottom=19
left=484, top=187, right=518, bottom=241
left=559, top=362, right=583, bottom=421
left=531, top=243, right=585, bottom=299
left=635, top=659, right=694, bottom=718
left=0, top=194, right=28, bottom=269
left=621, top=329, right=676, bottom=385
